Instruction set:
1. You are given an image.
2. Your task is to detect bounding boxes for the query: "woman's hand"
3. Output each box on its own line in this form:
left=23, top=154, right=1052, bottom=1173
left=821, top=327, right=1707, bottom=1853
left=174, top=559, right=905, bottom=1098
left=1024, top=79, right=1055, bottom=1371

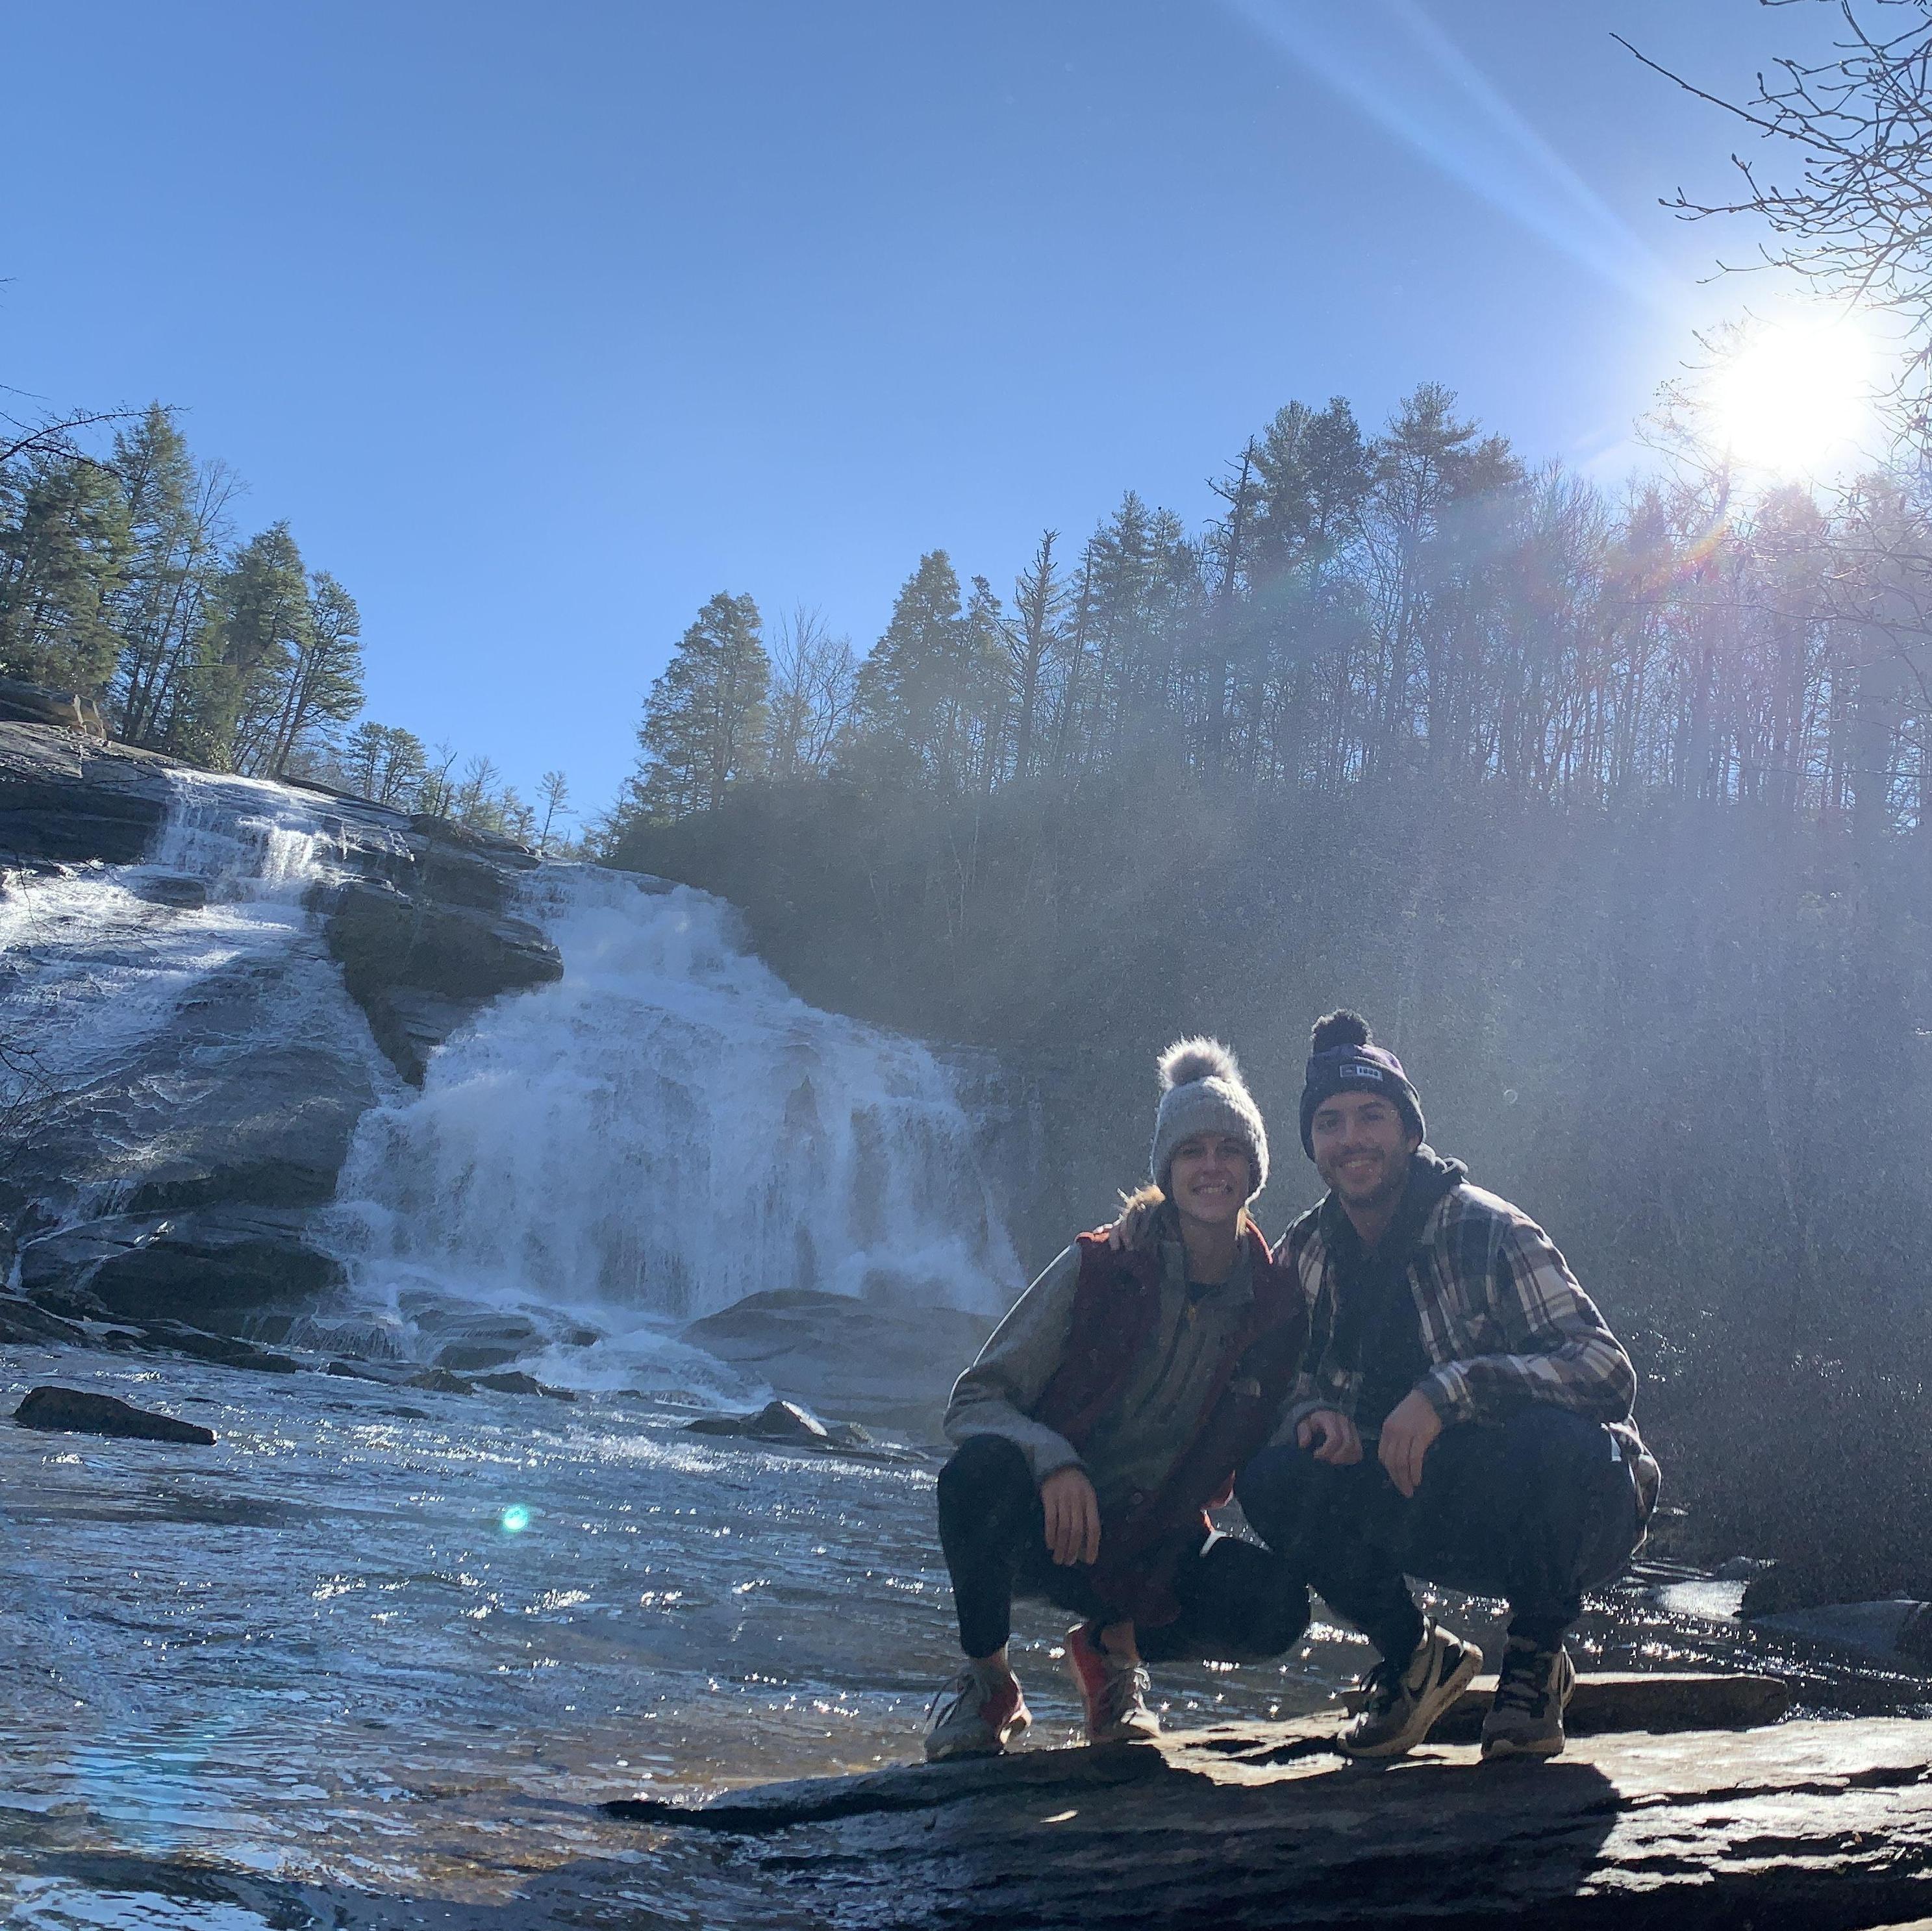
left=1039, top=1466, right=1101, bottom=1566
left=1296, top=1408, right=1362, bottom=1465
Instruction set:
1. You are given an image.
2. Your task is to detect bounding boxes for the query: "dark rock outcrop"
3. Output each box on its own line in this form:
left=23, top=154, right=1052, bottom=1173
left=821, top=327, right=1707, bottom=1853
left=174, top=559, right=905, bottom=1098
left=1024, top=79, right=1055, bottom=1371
left=684, top=1397, right=875, bottom=1451
left=326, top=878, right=560, bottom=1006
left=0, top=719, right=561, bottom=1097
left=0, top=721, right=171, bottom=865
left=19, top=1208, right=346, bottom=1330
left=1, top=719, right=572, bottom=1341
left=681, top=1289, right=995, bottom=1435
left=475, top=1370, right=577, bottom=1401
left=603, top=1701, right=1932, bottom=1931
left=0, top=675, right=108, bottom=738
left=686, top=1397, right=831, bottom=1443
left=14, top=1385, right=217, bottom=1445
left=118, top=1321, right=302, bottom=1375
left=0, top=1296, right=90, bottom=1347
left=403, top=1367, right=475, bottom=1395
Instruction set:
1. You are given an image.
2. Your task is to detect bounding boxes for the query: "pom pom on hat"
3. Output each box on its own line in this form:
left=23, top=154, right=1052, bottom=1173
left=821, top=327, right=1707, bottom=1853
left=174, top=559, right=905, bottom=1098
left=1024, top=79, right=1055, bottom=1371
left=1159, top=1036, right=1244, bottom=1092
left=1148, top=1034, right=1269, bottom=1202
left=1309, top=1010, right=1372, bottom=1053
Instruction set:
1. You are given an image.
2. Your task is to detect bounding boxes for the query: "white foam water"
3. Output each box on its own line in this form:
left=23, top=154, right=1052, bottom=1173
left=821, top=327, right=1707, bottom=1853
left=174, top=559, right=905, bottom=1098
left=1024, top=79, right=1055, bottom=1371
left=326, top=867, right=1023, bottom=1360
left=0, top=770, right=354, bottom=1126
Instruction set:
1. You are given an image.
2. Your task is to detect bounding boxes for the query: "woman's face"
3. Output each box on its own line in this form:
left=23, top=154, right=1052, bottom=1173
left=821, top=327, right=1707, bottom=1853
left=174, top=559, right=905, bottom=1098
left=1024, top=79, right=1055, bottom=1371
left=1166, top=1132, right=1252, bottom=1230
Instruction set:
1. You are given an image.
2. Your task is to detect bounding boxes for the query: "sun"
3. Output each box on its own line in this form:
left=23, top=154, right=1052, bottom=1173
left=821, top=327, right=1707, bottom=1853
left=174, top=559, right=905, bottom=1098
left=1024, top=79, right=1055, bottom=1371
left=1704, top=315, right=1880, bottom=477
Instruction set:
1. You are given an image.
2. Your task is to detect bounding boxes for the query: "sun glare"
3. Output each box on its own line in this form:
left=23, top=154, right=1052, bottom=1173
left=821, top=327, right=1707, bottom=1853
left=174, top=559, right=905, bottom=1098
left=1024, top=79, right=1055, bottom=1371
left=1705, top=316, right=1879, bottom=477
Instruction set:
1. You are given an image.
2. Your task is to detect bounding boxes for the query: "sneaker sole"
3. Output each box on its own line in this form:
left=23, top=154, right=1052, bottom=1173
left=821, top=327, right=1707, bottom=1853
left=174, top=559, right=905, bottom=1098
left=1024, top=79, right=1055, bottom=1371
left=1340, top=1642, right=1484, bottom=1760
left=923, top=1706, right=1031, bottom=1763
left=1479, top=1731, right=1566, bottom=1762
left=1087, top=1716, right=1162, bottom=1746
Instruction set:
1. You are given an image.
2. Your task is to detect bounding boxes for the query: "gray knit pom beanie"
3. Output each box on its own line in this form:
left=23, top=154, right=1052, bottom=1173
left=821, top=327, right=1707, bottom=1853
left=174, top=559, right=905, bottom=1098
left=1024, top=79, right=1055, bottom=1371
left=1148, top=1037, right=1269, bottom=1204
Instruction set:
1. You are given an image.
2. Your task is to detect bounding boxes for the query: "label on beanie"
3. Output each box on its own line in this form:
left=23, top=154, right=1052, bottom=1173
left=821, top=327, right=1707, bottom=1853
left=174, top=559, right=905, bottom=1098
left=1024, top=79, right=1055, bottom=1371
left=1339, top=1063, right=1384, bottom=1082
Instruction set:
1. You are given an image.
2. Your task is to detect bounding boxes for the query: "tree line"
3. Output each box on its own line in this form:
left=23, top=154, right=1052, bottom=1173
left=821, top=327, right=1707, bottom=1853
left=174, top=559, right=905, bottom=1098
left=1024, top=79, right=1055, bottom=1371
left=609, top=380, right=1932, bottom=850
left=0, top=403, right=571, bottom=848
left=607, top=380, right=1932, bottom=1601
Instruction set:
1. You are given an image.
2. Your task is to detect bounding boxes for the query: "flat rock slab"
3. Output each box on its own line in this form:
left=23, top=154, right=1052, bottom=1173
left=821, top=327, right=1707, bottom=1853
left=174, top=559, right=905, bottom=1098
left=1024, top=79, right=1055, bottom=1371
left=680, top=1288, right=993, bottom=1434
left=13, top=1385, right=216, bottom=1445
left=607, top=1704, right=1932, bottom=1930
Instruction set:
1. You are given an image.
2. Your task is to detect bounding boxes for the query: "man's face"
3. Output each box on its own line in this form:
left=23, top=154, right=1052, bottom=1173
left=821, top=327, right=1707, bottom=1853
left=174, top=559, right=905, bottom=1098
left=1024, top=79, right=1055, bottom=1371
left=1166, top=1132, right=1253, bottom=1230
left=1310, top=1090, right=1419, bottom=1213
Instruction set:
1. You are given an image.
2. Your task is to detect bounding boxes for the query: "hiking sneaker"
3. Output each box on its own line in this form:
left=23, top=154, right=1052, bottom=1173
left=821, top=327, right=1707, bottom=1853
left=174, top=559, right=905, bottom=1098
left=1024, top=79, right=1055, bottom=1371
left=923, top=1663, right=1031, bottom=1763
left=1481, top=1636, right=1576, bottom=1760
left=1064, top=1622, right=1161, bottom=1745
left=1339, top=1622, right=1482, bottom=1759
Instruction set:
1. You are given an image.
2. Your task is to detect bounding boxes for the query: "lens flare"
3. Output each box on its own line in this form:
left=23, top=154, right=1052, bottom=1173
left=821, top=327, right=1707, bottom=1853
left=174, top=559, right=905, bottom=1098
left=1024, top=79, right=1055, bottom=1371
left=1705, top=316, right=1879, bottom=477
left=499, top=1504, right=532, bottom=1535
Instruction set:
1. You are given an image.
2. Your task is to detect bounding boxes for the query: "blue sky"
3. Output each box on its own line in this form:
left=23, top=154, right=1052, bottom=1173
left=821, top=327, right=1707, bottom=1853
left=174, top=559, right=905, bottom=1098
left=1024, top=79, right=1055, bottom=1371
left=1, top=2, right=1844, bottom=815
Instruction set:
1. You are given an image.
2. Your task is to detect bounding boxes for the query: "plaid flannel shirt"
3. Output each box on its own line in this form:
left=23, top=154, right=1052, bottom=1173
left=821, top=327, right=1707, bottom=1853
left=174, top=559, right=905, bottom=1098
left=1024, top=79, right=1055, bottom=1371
left=1275, top=1173, right=1659, bottom=1519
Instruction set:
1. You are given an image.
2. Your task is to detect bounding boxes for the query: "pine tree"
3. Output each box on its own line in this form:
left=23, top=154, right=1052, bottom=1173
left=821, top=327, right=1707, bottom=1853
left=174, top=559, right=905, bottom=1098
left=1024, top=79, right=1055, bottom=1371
left=0, top=453, right=132, bottom=693
left=190, top=521, right=312, bottom=771
left=260, top=569, right=364, bottom=777
left=341, top=720, right=429, bottom=805
left=631, top=592, right=771, bottom=821
left=960, top=573, right=1010, bottom=791
left=536, top=769, right=571, bottom=853
left=851, top=551, right=986, bottom=788
left=110, top=405, right=237, bottom=745
left=1005, top=530, right=1069, bottom=784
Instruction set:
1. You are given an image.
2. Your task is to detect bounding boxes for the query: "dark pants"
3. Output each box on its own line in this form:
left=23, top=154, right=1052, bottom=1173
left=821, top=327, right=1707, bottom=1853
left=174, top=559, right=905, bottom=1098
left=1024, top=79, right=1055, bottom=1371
left=937, top=1433, right=1311, bottom=1663
left=1235, top=1406, right=1641, bottom=1660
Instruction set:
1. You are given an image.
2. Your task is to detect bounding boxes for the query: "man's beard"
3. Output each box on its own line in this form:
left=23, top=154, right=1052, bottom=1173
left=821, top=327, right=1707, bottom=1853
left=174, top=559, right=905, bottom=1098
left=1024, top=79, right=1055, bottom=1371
left=1325, top=1148, right=1410, bottom=1214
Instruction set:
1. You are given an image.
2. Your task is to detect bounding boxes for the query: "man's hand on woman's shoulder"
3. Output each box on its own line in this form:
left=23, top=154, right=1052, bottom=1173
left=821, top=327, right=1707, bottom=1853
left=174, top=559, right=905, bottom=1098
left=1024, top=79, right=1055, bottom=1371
left=1103, top=1195, right=1160, bottom=1253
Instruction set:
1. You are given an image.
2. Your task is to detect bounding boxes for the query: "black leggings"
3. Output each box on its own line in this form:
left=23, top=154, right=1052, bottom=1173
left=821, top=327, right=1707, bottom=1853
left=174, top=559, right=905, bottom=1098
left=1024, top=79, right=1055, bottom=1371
left=936, top=1433, right=1310, bottom=1663
left=1236, top=1405, right=1642, bottom=1658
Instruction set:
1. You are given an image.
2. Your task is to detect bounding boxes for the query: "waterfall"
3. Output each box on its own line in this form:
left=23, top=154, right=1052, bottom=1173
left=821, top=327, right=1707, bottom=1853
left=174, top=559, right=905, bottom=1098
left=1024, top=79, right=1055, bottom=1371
left=0, top=770, right=353, bottom=1123
left=327, top=867, right=1024, bottom=1336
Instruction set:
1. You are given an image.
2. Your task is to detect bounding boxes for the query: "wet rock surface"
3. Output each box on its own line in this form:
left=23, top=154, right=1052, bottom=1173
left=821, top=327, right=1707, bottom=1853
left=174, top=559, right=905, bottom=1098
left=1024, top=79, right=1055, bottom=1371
left=13, top=1384, right=216, bottom=1445
left=19, top=1207, right=347, bottom=1329
left=605, top=1712, right=1932, bottom=1930
left=684, top=1396, right=889, bottom=1455
left=0, top=720, right=169, bottom=864
left=1754, top=1599, right=1932, bottom=1671
left=1, top=721, right=566, bottom=1352
left=681, top=1288, right=994, bottom=1435
left=0, top=719, right=560, bottom=1100
left=0, top=1341, right=1925, bottom=1931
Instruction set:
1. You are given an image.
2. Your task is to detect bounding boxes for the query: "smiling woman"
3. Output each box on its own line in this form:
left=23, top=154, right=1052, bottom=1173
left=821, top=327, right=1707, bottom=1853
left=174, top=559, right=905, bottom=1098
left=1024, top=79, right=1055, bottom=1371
left=1704, top=312, right=1882, bottom=476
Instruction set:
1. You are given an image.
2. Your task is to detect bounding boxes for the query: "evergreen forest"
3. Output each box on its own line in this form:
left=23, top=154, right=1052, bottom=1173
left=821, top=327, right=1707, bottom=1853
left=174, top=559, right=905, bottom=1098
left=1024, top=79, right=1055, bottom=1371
left=610, top=379, right=1932, bottom=1599
left=0, top=404, right=570, bottom=847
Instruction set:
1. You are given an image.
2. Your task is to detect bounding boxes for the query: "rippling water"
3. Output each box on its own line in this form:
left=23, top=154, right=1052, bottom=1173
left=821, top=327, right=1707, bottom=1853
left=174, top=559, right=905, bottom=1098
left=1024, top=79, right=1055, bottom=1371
left=1, top=1345, right=1926, bottom=1927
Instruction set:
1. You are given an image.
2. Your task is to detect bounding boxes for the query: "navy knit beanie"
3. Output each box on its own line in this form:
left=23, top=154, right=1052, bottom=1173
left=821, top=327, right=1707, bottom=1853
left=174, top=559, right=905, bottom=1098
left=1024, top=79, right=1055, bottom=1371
left=1298, top=1010, right=1426, bottom=1158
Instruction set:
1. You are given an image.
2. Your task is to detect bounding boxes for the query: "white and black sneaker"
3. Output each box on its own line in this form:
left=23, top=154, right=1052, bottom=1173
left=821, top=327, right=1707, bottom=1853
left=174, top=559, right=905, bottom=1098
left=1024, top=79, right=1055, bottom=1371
left=1339, top=1621, right=1482, bottom=1759
left=1065, top=1621, right=1161, bottom=1745
left=923, top=1663, right=1031, bottom=1763
left=1481, top=1636, right=1575, bottom=1760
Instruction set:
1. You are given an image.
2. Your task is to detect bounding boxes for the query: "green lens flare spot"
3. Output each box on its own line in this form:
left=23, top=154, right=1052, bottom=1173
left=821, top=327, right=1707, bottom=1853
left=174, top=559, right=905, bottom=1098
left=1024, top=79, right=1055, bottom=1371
left=499, top=1504, right=532, bottom=1535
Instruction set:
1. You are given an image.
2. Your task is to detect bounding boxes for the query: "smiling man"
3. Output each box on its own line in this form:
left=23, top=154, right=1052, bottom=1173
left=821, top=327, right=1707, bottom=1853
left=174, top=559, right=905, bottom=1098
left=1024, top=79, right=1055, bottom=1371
left=1235, top=1012, right=1658, bottom=1762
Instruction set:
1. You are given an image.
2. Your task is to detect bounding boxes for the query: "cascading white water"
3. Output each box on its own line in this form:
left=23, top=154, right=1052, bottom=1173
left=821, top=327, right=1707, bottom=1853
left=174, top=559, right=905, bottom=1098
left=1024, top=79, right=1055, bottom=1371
left=0, top=770, right=354, bottom=1114
left=327, top=867, right=1023, bottom=1341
